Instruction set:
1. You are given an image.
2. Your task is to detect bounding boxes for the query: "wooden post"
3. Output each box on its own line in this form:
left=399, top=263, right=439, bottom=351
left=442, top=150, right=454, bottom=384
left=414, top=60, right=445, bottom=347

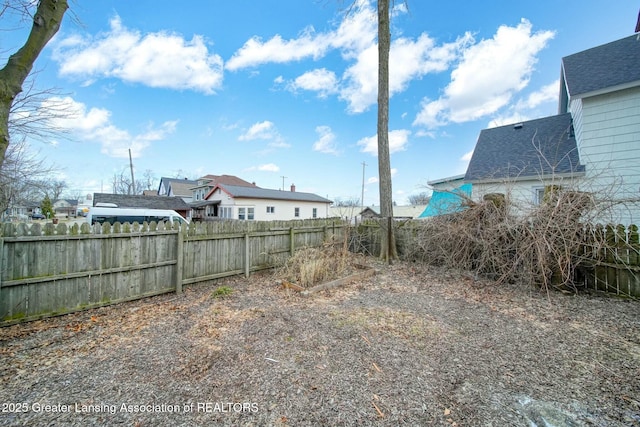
left=175, top=227, right=184, bottom=294
left=244, top=233, right=250, bottom=278
left=0, top=236, right=4, bottom=292
left=290, top=227, right=295, bottom=257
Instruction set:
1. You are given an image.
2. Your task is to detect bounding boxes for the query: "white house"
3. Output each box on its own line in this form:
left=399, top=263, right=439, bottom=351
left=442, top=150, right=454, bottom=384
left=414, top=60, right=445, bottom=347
left=464, top=113, right=585, bottom=207
left=429, top=32, right=639, bottom=224
left=157, top=177, right=198, bottom=203
left=199, top=183, right=332, bottom=221
left=559, top=33, right=640, bottom=224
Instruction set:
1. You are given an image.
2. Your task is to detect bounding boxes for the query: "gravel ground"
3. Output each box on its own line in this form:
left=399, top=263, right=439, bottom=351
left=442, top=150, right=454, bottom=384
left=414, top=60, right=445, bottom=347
left=1, top=258, right=639, bottom=426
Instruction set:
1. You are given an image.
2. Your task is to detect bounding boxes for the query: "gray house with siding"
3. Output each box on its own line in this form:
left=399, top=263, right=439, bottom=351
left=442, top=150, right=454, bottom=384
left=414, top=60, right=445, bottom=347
left=452, top=33, right=640, bottom=224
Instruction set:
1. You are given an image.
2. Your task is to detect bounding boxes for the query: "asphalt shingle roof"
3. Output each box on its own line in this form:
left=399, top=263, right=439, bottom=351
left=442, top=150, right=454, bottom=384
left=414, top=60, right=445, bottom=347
left=217, top=184, right=332, bottom=203
left=93, top=193, right=191, bottom=210
left=562, top=34, right=640, bottom=98
left=464, top=113, right=585, bottom=182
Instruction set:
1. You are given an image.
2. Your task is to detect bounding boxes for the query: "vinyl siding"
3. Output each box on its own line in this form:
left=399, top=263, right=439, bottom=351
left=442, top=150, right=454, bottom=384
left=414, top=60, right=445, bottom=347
left=577, top=86, right=640, bottom=224
left=579, top=87, right=640, bottom=196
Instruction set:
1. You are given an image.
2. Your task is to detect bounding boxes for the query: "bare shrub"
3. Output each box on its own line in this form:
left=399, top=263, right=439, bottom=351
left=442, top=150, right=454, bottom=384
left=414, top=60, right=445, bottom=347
left=275, top=237, right=352, bottom=288
left=401, top=187, right=613, bottom=291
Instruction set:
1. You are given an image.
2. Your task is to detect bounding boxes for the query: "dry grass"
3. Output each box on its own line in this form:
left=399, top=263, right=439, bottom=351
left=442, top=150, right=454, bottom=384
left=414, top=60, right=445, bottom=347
left=275, top=238, right=353, bottom=288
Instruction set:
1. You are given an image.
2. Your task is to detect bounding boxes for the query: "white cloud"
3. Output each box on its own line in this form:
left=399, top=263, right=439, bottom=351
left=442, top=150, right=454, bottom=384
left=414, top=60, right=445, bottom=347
left=341, top=32, right=472, bottom=113
left=259, top=163, right=280, bottom=172
left=53, top=15, right=224, bottom=94
left=460, top=150, right=474, bottom=162
left=238, top=120, right=290, bottom=148
left=41, top=96, right=176, bottom=158
left=312, top=125, right=340, bottom=155
left=521, top=80, right=559, bottom=109
left=226, top=27, right=332, bottom=71
left=357, top=129, right=411, bottom=156
left=289, top=69, right=338, bottom=98
left=487, top=79, right=560, bottom=128
left=414, top=19, right=555, bottom=129
left=238, top=121, right=277, bottom=141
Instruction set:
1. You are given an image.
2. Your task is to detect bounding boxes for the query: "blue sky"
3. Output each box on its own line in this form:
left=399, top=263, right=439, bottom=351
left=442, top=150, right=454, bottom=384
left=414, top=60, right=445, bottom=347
left=3, top=0, right=638, bottom=205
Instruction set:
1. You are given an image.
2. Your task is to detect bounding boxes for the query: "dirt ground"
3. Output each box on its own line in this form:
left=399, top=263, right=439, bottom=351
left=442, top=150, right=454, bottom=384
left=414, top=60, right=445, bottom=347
left=1, top=257, right=639, bottom=426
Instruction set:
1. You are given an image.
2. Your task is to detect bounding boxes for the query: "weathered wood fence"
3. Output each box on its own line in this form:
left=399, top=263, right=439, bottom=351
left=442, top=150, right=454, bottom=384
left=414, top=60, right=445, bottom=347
left=579, top=223, right=640, bottom=297
left=0, top=219, right=346, bottom=325
left=354, top=219, right=640, bottom=298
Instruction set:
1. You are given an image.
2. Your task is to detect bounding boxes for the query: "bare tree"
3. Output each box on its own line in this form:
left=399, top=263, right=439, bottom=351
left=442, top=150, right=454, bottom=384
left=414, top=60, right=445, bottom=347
left=408, top=192, right=430, bottom=205
left=0, top=137, right=58, bottom=214
left=0, top=0, right=70, bottom=167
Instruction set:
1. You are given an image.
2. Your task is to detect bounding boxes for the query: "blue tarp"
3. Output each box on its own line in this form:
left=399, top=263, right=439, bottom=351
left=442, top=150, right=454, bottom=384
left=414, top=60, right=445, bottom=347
left=419, top=183, right=472, bottom=218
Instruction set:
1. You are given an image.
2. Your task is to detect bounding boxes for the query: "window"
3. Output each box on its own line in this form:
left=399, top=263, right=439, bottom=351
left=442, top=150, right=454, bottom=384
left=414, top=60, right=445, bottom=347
left=248, top=208, right=254, bottom=220
left=266, top=206, right=275, bottom=214
left=220, top=207, right=232, bottom=218
left=312, top=208, right=317, bottom=218
left=238, top=207, right=246, bottom=220
left=534, top=188, right=545, bottom=205
left=294, top=207, right=300, bottom=217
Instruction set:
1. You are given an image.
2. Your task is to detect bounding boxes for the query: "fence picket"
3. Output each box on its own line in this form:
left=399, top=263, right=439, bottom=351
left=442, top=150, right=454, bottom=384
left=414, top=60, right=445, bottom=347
left=1, top=218, right=346, bottom=325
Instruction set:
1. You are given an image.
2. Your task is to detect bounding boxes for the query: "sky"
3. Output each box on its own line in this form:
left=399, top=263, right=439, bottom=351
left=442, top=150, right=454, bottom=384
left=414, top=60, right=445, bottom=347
left=2, top=0, right=638, bottom=206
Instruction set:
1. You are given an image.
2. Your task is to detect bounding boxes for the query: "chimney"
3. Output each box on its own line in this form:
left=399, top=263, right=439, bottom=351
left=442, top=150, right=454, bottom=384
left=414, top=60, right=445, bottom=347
left=290, top=183, right=296, bottom=192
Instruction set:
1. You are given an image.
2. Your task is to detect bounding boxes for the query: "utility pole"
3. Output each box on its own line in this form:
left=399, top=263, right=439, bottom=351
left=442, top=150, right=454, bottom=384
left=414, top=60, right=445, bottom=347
left=280, top=175, right=287, bottom=191
left=128, top=148, right=136, bottom=195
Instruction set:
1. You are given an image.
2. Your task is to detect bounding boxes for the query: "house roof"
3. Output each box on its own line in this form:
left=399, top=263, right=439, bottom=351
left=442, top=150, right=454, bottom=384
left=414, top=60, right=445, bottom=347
left=93, top=193, right=191, bottom=210
left=561, top=34, right=640, bottom=98
left=192, top=174, right=257, bottom=189
left=358, top=205, right=428, bottom=218
left=210, top=184, right=332, bottom=204
left=158, top=177, right=198, bottom=196
left=464, top=113, right=585, bottom=182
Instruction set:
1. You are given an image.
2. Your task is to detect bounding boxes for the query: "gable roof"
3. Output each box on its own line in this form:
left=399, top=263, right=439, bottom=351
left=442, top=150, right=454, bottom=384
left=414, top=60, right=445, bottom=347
left=209, top=184, right=332, bottom=204
left=194, top=174, right=257, bottom=189
left=561, top=34, right=640, bottom=99
left=464, top=113, right=585, bottom=182
left=158, top=177, right=198, bottom=196
left=93, top=193, right=191, bottom=210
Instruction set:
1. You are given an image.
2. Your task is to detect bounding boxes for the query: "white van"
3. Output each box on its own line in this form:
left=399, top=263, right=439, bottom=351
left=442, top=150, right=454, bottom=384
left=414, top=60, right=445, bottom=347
left=86, top=207, right=189, bottom=226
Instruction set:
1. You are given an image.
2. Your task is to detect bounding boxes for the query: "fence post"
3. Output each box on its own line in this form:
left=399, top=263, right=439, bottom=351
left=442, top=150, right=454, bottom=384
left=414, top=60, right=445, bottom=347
left=290, top=227, right=295, bottom=256
left=176, top=227, right=184, bottom=294
left=244, top=233, right=250, bottom=278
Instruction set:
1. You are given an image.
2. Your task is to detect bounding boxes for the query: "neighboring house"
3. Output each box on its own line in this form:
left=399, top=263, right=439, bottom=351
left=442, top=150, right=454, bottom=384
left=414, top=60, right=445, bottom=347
left=190, top=174, right=257, bottom=203
left=93, top=193, right=191, bottom=219
left=2, top=200, right=39, bottom=222
left=464, top=113, right=585, bottom=206
left=53, top=199, right=79, bottom=217
left=427, top=33, right=639, bottom=224
left=157, top=177, right=198, bottom=203
left=195, top=183, right=331, bottom=221
left=559, top=33, right=640, bottom=224
left=358, top=205, right=428, bottom=220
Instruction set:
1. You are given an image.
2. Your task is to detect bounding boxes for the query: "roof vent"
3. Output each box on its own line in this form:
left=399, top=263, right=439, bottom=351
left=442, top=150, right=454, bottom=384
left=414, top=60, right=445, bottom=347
left=513, top=123, right=524, bottom=129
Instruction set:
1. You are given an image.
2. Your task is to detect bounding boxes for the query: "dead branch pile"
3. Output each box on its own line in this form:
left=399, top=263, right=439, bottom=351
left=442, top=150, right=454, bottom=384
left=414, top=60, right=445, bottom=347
left=401, top=190, right=605, bottom=290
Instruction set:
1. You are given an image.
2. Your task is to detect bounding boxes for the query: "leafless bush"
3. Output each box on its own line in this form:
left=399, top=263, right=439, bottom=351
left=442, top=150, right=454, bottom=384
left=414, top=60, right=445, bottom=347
left=275, top=236, right=352, bottom=288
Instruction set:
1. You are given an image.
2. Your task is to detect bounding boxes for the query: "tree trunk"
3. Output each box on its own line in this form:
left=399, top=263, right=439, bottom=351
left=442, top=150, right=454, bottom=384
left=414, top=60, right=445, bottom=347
left=377, top=0, right=397, bottom=263
left=0, top=0, right=69, bottom=167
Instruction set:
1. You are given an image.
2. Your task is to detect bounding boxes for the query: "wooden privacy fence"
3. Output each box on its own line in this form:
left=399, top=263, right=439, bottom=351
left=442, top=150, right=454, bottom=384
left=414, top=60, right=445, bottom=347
left=353, top=219, right=640, bottom=298
left=0, top=218, right=346, bottom=325
left=578, top=223, right=640, bottom=297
